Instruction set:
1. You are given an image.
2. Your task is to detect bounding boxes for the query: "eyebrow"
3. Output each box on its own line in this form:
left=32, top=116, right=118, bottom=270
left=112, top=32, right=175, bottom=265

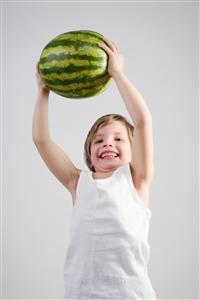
left=95, top=132, right=124, bottom=137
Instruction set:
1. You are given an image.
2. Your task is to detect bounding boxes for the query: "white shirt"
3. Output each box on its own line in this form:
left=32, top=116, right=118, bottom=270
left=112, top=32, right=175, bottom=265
left=64, top=163, right=157, bottom=299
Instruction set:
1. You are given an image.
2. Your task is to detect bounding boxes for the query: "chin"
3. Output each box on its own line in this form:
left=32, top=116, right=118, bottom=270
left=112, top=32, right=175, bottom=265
left=92, top=156, right=129, bottom=172
left=99, top=161, right=123, bottom=171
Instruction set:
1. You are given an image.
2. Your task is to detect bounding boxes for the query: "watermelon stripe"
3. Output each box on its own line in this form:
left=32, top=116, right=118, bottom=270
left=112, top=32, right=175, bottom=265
left=39, top=58, right=102, bottom=71
left=43, top=73, right=109, bottom=85
left=57, top=30, right=102, bottom=40
left=45, top=40, right=99, bottom=50
left=55, top=83, right=110, bottom=99
left=51, top=83, right=110, bottom=96
left=41, top=45, right=105, bottom=59
left=42, top=68, right=105, bottom=81
left=41, top=64, right=101, bottom=75
left=47, top=76, right=111, bottom=93
left=40, top=53, right=104, bottom=64
left=45, top=32, right=102, bottom=47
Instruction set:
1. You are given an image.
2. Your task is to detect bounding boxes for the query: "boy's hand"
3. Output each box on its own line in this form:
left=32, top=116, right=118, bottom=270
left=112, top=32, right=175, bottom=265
left=99, top=37, right=124, bottom=78
left=36, top=62, right=50, bottom=94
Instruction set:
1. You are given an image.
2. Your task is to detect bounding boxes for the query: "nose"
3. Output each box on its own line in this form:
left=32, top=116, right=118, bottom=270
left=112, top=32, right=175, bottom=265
left=102, top=141, right=113, bottom=147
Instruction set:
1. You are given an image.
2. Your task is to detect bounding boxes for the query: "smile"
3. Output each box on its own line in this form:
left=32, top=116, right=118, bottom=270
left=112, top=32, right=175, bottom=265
left=98, top=151, right=119, bottom=159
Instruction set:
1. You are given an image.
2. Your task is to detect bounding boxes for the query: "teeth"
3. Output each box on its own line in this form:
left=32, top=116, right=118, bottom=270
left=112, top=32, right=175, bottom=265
left=102, top=154, right=116, bottom=158
left=100, top=151, right=118, bottom=158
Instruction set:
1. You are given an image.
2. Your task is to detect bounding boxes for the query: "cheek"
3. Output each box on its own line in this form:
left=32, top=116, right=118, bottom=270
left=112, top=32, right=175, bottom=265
left=90, top=146, right=98, bottom=162
left=122, top=144, right=132, bottom=158
left=121, top=142, right=130, bottom=151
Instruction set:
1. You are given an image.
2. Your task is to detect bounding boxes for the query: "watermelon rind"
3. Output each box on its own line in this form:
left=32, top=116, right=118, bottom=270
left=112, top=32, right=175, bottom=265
left=39, top=30, right=112, bottom=99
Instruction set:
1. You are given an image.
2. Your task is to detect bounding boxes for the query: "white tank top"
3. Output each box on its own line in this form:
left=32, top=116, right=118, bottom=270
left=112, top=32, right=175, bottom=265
left=64, top=163, right=157, bottom=299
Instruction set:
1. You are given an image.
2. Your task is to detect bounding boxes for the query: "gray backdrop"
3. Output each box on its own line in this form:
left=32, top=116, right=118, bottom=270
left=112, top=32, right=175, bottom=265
left=2, top=1, right=199, bottom=299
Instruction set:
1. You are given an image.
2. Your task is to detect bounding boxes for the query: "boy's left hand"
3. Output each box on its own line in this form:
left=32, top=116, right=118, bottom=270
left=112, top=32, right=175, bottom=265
left=99, top=37, right=124, bottom=78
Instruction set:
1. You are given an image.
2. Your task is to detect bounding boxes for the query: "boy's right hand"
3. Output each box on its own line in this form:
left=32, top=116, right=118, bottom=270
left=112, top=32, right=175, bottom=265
left=36, top=62, right=50, bottom=94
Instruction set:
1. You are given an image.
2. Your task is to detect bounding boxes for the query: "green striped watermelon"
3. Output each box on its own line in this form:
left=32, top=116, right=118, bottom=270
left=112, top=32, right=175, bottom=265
left=39, top=30, right=112, bottom=99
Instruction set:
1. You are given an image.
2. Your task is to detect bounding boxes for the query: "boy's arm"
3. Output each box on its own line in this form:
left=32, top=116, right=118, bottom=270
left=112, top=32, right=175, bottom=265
left=99, top=39, right=154, bottom=188
left=112, top=72, right=154, bottom=187
left=32, top=64, right=80, bottom=196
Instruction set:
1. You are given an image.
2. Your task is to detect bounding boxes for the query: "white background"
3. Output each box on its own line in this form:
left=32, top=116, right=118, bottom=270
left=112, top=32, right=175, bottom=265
left=2, top=1, right=199, bottom=299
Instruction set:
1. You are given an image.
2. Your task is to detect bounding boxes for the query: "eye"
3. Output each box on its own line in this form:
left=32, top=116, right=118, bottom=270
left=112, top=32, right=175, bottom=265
left=95, top=139, right=103, bottom=144
left=115, top=138, right=122, bottom=141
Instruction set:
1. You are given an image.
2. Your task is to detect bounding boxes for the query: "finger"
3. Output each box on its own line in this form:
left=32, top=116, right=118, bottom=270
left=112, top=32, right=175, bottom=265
left=111, top=41, right=119, bottom=52
left=98, top=42, right=113, bottom=55
left=102, top=36, right=117, bottom=52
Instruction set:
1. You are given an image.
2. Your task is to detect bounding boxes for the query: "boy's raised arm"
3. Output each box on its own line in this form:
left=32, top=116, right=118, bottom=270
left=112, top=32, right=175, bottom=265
left=99, top=38, right=154, bottom=189
left=32, top=64, right=80, bottom=199
left=32, top=72, right=50, bottom=143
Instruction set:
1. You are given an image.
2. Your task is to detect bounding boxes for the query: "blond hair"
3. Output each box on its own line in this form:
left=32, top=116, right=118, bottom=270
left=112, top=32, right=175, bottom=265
left=84, top=114, right=134, bottom=171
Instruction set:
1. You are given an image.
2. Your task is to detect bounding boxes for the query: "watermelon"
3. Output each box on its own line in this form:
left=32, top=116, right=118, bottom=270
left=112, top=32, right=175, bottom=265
left=38, top=30, right=112, bottom=99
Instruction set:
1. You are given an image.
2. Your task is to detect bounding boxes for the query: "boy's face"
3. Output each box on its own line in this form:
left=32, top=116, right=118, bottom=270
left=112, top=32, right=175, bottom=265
left=90, top=121, right=132, bottom=173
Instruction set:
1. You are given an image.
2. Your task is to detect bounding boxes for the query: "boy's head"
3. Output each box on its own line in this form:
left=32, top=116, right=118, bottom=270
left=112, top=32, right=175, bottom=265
left=84, top=114, right=134, bottom=172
